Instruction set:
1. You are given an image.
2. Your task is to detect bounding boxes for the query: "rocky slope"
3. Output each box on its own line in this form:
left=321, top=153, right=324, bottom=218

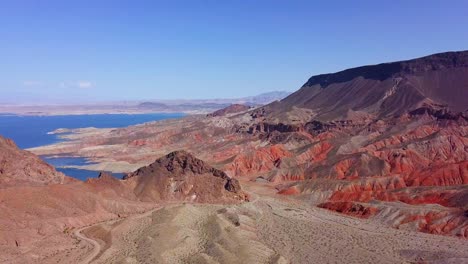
left=0, top=165, right=154, bottom=263
left=0, top=135, right=69, bottom=187
left=255, top=50, right=468, bottom=122
left=124, top=150, right=248, bottom=203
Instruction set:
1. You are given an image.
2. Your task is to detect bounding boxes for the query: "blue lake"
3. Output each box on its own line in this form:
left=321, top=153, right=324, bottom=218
left=42, top=156, right=125, bottom=181
left=0, top=113, right=185, bottom=149
left=0, top=113, right=185, bottom=180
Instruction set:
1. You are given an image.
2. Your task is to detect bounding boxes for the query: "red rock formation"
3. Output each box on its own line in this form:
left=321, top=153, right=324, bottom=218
left=271, top=112, right=468, bottom=237
left=0, top=135, right=69, bottom=187
left=125, top=150, right=248, bottom=203
left=405, top=161, right=468, bottom=187
left=296, top=141, right=333, bottom=164
left=318, top=202, right=378, bottom=218
left=225, top=145, right=293, bottom=177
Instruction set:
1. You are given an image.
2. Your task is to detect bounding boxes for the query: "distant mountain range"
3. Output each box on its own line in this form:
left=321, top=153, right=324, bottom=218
left=0, top=91, right=291, bottom=116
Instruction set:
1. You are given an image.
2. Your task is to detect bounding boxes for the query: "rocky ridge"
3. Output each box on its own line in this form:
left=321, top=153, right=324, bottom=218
left=0, top=135, right=69, bottom=187
left=124, top=150, right=248, bottom=202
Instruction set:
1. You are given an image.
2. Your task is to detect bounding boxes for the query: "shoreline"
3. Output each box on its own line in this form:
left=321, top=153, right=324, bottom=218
left=0, top=113, right=188, bottom=180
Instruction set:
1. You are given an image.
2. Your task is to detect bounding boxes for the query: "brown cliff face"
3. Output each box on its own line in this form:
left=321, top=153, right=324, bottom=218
left=124, top=151, right=248, bottom=203
left=0, top=135, right=69, bottom=187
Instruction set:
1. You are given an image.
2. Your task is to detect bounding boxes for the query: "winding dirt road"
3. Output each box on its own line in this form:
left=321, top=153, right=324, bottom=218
left=75, top=206, right=164, bottom=264
left=74, top=227, right=101, bottom=264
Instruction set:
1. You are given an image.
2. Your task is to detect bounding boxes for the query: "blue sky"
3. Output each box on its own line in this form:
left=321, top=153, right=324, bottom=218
left=1, top=0, right=468, bottom=103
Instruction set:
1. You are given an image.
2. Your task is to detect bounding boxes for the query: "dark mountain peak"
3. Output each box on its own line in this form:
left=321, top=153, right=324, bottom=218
left=303, top=50, right=468, bottom=88
left=157, top=150, right=210, bottom=172
left=125, top=150, right=230, bottom=181
left=124, top=150, right=247, bottom=202
left=262, top=50, right=468, bottom=122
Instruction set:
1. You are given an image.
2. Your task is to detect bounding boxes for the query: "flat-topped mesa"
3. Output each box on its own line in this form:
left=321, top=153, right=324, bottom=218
left=207, top=104, right=251, bottom=117
left=303, top=51, right=468, bottom=88
left=260, top=50, right=468, bottom=122
left=124, top=150, right=247, bottom=203
left=0, top=135, right=69, bottom=188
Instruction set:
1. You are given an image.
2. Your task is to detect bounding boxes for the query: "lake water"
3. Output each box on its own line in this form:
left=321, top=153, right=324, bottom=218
left=0, top=113, right=185, bottom=149
left=41, top=156, right=125, bottom=181
left=0, top=113, right=185, bottom=180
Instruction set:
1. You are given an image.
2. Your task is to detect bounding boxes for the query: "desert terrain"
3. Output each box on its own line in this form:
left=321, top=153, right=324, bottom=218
left=10, top=180, right=468, bottom=264
left=1, top=51, right=467, bottom=263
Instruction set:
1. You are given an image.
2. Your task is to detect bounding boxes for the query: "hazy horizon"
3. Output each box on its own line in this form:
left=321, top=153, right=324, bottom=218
left=0, top=90, right=291, bottom=105
left=2, top=1, right=468, bottom=104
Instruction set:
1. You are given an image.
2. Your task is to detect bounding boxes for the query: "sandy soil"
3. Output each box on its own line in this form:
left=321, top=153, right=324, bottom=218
left=44, top=181, right=468, bottom=264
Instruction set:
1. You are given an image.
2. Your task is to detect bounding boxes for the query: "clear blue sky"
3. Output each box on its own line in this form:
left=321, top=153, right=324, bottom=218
left=1, top=0, right=468, bottom=104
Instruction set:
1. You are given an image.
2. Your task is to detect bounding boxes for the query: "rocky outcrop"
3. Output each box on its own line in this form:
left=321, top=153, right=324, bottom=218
left=0, top=135, right=69, bottom=188
left=318, top=202, right=378, bottom=219
left=248, top=122, right=302, bottom=134
left=409, top=106, right=468, bottom=121
left=125, top=151, right=248, bottom=203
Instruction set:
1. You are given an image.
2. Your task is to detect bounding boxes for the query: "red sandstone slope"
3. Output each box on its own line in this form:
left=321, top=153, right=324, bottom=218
left=124, top=150, right=248, bottom=203
left=0, top=135, right=69, bottom=187
left=247, top=106, right=468, bottom=237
